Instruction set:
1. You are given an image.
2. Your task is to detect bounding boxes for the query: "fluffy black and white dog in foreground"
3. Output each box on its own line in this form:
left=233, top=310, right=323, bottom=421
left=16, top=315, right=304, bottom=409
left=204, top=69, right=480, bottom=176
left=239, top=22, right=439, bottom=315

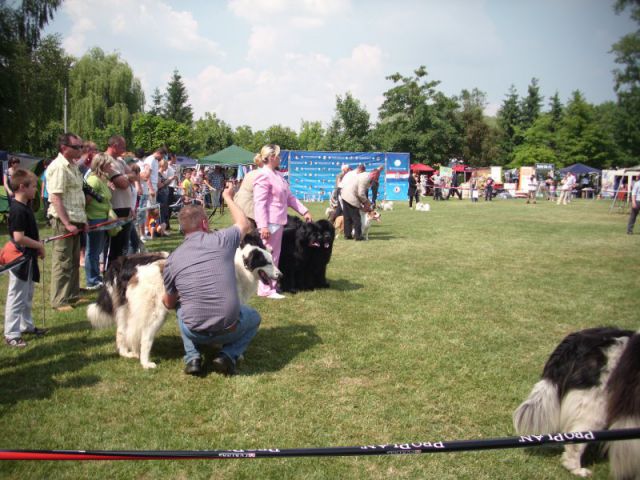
left=513, top=327, right=640, bottom=478
left=279, top=215, right=335, bottom=293
left=87, top=234, right=281, bottom=369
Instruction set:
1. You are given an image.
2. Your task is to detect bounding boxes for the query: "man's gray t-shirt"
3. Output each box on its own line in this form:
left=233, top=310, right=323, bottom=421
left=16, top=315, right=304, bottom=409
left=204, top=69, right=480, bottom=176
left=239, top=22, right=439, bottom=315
left=163, top=226, right=240, bottom=332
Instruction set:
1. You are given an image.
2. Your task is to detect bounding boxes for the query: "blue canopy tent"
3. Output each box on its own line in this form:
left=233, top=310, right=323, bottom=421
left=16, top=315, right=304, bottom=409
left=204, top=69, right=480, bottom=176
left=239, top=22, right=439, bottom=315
left=560, top=163, right=601, bottom=175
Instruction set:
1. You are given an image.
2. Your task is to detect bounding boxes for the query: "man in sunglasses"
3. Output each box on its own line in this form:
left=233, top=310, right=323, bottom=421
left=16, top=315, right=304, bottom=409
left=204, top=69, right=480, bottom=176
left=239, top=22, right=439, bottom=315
left=46, top=132, right=87, bottom=311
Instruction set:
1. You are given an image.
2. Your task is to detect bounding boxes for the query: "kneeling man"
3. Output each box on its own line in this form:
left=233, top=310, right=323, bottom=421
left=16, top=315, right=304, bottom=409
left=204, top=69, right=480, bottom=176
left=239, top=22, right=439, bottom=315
left=162, top=183, right=259, bottom=376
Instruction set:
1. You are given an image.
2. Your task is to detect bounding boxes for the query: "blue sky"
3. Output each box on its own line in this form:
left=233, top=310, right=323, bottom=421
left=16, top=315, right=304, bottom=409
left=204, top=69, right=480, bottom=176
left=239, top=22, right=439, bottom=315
left=44, top=0, right=636, bottom=131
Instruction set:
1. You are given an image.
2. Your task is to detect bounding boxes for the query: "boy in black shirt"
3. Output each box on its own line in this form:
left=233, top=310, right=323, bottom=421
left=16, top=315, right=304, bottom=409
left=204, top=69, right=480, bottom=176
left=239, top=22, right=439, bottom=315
left=4, top=169, right=47, bottom=347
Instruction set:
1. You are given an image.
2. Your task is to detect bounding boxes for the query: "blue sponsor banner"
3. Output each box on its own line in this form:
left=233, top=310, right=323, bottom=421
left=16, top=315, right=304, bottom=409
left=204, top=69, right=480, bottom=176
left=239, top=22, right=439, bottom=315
left=281, top=151, right=410, bottom=201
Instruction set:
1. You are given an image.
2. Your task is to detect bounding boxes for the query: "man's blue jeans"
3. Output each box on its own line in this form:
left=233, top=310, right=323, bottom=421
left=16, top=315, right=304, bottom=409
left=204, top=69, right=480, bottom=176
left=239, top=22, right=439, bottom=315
left=177, top=305, right=261, bottom=366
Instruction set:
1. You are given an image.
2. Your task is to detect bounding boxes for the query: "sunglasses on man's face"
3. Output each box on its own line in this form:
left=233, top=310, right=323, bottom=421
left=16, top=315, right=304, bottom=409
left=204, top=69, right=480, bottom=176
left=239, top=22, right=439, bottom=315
left=65, top=144, right=83, bottom=150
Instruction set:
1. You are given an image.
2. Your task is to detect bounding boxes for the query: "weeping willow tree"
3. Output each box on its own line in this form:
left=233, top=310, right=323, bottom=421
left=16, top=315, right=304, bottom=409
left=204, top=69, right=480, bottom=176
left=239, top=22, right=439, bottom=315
left=68, top=48, right=145, bottom=148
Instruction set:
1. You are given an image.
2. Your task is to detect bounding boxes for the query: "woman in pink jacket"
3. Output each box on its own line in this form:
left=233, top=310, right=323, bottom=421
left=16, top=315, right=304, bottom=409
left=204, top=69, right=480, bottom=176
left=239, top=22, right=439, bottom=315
left=253, top=144, right=312, bottom=299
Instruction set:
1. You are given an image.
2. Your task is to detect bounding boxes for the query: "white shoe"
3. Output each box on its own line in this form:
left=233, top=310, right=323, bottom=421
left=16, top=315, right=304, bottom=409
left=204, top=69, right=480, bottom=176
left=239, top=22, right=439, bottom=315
left=267, top=292, right=285, bottom=300
left=86, top=283, right=103, bottom=291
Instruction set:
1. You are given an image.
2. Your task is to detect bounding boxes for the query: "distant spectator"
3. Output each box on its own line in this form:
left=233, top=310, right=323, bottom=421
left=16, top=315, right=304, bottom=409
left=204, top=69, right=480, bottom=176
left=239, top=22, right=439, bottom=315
left=105, top=135, right=136, bottom=265
left=157, top=159, right=174, bottom=230
left=527, top=175, right=539, bottom=204
left=166, top=153, right=178, bottom=230
left=432, top=171, right=443, bottom=201
left=408, top=171, right=419, bottom=208
left=40, top=159, right=51, bottom=224
left=46, top=133, right=87, bottom=311
left=484, top=176, right=494, bottom=201
left=79, top=141, right=98, bottom=178
left=207, top=166, right=225, bottom=209
left=470, top=172, right=479, bottom=203
left=447, top=173, right=462, bottom=200
left=341, top=168, right=376, bottom=240
left=627, top=179, right=640, bottom=235
left=3, top=156, right=21, bottom=203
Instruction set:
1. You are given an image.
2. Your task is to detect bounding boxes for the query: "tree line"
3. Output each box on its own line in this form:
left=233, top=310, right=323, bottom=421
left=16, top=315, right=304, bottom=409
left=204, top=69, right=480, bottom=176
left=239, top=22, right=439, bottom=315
left=1, top=0, right=638, bottom=169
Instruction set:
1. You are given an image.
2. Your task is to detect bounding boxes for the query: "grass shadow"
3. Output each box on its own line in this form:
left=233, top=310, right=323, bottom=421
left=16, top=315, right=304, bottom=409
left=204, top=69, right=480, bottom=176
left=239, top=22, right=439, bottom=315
left=241, top=324, right=322, bottom=375
left=0, top=335, right=112, bottom=408
left=148, top=334, right=186, bottom=363
left=326, top=278, right=364, bottom=291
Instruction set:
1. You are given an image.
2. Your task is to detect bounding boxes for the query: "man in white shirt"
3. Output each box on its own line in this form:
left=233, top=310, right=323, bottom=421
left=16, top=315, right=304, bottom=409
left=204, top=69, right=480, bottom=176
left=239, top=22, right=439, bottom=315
left=144, top=148, right=162, bottom=202
left=627, top=180, right=640, bottom=234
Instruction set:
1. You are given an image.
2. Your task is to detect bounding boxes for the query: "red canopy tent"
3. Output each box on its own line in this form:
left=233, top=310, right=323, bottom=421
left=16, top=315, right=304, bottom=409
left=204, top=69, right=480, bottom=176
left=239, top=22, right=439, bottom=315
left=410, top=163, right=434, bottom=172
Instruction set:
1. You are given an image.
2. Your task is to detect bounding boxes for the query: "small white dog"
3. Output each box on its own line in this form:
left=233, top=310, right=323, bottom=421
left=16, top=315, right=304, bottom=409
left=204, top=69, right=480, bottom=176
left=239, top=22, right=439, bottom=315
left=360, top=210, right=381, bottom=240
left=415, top=202, right=431, bottom=212
left=379, top=200, right=394, bottom=211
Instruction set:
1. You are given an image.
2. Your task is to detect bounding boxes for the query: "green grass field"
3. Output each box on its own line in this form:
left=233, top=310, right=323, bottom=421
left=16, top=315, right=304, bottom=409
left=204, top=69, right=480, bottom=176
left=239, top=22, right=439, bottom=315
left=0, top=197, right=638, bottom=479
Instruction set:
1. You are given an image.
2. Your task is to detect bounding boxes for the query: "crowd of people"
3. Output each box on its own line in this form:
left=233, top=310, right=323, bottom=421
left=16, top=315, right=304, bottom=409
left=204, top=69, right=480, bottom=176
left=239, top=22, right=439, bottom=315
left=404, top=170, right=590, bottom=205
left=3, top=137, right=319, bottom=378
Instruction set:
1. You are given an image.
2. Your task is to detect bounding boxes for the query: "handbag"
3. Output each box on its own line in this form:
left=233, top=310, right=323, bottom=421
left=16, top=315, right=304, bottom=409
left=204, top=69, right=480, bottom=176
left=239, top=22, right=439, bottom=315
left=0, top=240, right=24, bottom=265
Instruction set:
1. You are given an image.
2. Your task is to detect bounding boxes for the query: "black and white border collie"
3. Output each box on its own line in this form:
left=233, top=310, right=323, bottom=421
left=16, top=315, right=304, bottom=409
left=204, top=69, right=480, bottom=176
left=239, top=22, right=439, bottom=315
left=87, top=233, right=281, bottom=369
left=513, top=327, right=640, bottom=478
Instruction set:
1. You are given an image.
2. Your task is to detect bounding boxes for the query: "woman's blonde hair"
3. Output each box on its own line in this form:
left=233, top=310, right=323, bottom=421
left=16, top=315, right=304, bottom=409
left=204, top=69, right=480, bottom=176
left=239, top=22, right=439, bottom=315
left=90, top=153, right=112, bottom=181
left=260, top=144, right=280, bottom=164
left=253, top=154, right=264, bottom=168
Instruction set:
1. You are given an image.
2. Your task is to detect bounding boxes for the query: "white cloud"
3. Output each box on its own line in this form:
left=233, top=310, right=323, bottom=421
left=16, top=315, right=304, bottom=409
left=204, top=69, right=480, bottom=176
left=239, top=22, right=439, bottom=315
left=60, top=0, right=223, bottom=57
left=247, top=26, right=279, bottom=61
left=229, top=0, right=350, bottom=27
left=188, top=43, right=384, bottom=130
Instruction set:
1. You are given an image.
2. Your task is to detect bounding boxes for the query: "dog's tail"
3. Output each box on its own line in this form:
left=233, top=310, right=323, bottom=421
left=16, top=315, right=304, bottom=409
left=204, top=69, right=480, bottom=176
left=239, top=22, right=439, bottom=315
left=607, top=333, right=640, bottom=480
left=513, top=379, right=560, bottom=435
left=87, top=287, right=115, bottom=329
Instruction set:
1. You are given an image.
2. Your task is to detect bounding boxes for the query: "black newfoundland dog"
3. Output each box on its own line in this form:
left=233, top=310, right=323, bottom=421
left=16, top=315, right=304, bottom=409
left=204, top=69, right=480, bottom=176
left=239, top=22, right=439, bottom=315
left=279, top=215, right=335, bottom=293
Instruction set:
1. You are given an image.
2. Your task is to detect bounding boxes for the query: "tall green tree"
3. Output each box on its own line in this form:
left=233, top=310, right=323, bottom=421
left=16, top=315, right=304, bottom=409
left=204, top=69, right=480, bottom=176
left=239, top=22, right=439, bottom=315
left=149, top=87, right=164, bottom=116
left=496, top=85, right=521, bottom=165
left=511, top=114, right=559, bottom=167
left=0, top=0, right=62, bottom=151
left=68, top=48, right=145, bottom=147
left=556, top=91, right=618, bottom=168
left=263, top=124, right=299, bottom=150
left=191, top=112, right=233, bottom=157
left=611, top=0, right=640, bottom=162
left=324, top=92, right=371, bottom=151
left=520, top=78, right=543, bottom=131
left=163, top=69, right=193, bottom=125
left=298, top=120, right=325, bottom=151
left=233, top=125, right=256, bottom=152
left=457, top=88, right=496, bottom=166
left=131, top=113, right=192, bottom=154
left=375, top=66, right=462, bottom=163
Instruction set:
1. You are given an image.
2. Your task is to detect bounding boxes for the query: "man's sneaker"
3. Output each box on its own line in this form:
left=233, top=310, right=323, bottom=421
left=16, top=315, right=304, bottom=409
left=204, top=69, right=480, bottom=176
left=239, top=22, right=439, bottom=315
left=211, top=354, right=236, bottom=376
left=22, top=327, right=49, bottom=337
left=184, top=358, right=203, bottom=376
left=5, top=337, right=27, bottom=348
left=85, top=283, right=103, bottom=291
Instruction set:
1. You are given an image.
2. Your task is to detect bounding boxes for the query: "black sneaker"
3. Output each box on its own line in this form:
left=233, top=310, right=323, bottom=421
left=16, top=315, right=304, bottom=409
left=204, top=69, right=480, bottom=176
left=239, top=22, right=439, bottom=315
left=22, top=327, right=49, bottom=337
left=184, top=358, right=203, bottom=376
left=211, top=354, right=236, bottom=376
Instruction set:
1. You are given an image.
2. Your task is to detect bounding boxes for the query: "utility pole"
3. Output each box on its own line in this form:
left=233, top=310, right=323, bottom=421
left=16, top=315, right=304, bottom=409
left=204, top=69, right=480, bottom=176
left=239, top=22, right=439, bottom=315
left=63, top=87, right=68, bottom=132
